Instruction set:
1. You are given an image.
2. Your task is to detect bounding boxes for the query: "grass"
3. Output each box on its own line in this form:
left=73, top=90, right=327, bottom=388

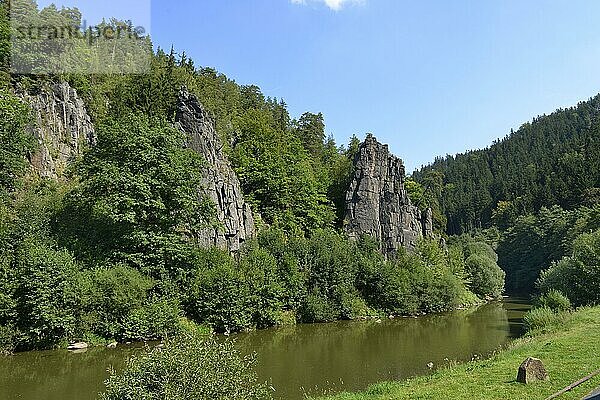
left=316, top=306, right=600, bottom=400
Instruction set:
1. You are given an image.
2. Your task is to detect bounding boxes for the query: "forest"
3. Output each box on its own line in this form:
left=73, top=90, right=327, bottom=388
left=1, top=1, right=600, bottom=399
left=0, top=1, right=506, bottom=358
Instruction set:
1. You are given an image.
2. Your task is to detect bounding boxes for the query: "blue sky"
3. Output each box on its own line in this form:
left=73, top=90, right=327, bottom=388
left=37, top=0, right=600, bottom=171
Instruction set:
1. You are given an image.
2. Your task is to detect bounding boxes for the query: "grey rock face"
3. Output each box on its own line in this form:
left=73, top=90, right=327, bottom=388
left=344, top=134, right=432, bottom=254
left=18, top=82, right=96, bottom=179
left=176, top=89, right=255, bottom=252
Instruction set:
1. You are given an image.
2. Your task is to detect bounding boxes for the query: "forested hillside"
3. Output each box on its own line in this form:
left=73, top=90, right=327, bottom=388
left=414, top=98, right=600, bottom=235
left=411, top=94, right=600, bottom=295
left=0, top=0, right=505, bottom=354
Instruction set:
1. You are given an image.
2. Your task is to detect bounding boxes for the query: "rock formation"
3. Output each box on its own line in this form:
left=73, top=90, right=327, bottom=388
left=344, top=134, right=432, bottom=254
left=18, top=82, right=96, bottom=179
left=176, top=89, right=255, bottom=252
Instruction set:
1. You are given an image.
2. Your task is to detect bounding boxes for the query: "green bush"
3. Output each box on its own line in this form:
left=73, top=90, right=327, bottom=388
left=13, top=239, right=82, bottom=350
left=239, top=247, right=285, bottom=328
left=535, top=290, right=571, bottom=312
left=538, top=230, right=600, bottom=306
left=0, top=324, right=21, bottom=355
left=523, top=307, right=567, bottom=333
left=357, top=257, right=419, bottom=315
left=121, top=299, right=181, bottom=342
left=299, top=289, right=338, bottom=323
left=79, top=265, right=154, bottom=338
left=464, top=253, right=505, bottom=299
left=187, top=248, right=252, bottom=333
left=100, top=333, right=273, bottom=400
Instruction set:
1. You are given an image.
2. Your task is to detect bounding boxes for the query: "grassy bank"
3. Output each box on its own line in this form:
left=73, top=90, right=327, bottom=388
left=317, top=306, right=600, bottom=400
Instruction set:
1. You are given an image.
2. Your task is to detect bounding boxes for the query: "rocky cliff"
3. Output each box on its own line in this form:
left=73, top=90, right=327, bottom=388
left=344, top=134, right=432, bottom=254
left=18, top=82, right=96, bottom=179
left=176, top=89, right=255, bottom=252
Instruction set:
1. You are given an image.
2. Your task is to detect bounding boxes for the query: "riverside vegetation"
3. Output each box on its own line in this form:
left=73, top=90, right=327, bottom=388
left=0, top=1, right=503, bottom=357
left=1, top=1, right=600, bottom=399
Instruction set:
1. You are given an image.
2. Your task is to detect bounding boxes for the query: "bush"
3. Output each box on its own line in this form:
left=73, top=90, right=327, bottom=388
left=299, top=289, right=338, bottom=323
left=523, top=307, right=568, bottom=333
left=239, top=247, right=285, bottom=328
left=464, top=252, right=505, bottom=299
left=79, top=265, right=154, bottom=338
left=538, top=230, right=600, bottom=306
left=121, top=299, right=182, bottom=342
left=0, top=324, right=21, bottom=355
left=187, top=248, right=252, bottom=333
left=13, top=239, right=82, bottom=349
left=535, top=290, right=571, bottom=312
left=100, top=333, right=273, bottom=400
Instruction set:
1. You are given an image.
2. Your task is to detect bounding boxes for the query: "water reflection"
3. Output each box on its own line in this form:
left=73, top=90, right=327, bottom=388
left=234, top=299, right=529, bottom=399
left=0, top=299, right=529, bottom=400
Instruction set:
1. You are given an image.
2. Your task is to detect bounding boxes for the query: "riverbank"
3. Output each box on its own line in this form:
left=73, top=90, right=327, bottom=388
left=0, top=300, right=526, bottom=400
left=316, top=306, right=600, bottom=400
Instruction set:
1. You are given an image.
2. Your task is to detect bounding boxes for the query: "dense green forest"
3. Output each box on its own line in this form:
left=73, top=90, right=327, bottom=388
left=413, top=98, right=600, bottom=235
left=412, top=92, right=600, bottom=295
left=0, top=0, right=506, bottom=356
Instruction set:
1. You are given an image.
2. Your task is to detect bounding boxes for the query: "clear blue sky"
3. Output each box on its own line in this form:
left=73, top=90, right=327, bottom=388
left=38, top=0, right=600, bottom=171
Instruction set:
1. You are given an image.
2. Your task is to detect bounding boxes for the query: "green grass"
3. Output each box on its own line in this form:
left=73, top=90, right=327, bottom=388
left=316, top=307, right=600, bottom=400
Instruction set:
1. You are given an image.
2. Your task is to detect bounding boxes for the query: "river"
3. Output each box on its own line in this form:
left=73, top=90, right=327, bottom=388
left=0, top=298, right=530, bottom=400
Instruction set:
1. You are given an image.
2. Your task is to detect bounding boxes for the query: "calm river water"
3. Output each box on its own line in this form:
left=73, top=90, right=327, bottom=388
left=0, top=298, right=530, bottom=400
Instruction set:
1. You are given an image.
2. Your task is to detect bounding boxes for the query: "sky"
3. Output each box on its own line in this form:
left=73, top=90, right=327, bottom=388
left=36, top=0, right=600, bottom=171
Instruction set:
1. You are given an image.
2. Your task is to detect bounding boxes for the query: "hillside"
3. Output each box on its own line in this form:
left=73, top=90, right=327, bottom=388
left=414, top=97, right=600, bottom=235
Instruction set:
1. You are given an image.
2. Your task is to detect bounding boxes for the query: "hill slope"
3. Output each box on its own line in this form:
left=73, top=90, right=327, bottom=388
left=414, top=96, right=600, bottom=235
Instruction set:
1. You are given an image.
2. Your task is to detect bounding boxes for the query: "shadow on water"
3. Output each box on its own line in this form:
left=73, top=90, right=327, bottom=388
left=0, top=298, right=530, bottom=400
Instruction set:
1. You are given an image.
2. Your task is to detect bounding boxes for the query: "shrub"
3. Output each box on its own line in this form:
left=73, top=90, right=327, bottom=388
left=13, top=239, right=82, bottom=349
left=100, top=333, right=273, bottom=400
left=299, top=289, right=338, bottom=323
left=535, top=290, right=571, bottom=312
left=464, top=253, right=505, bottom=299
left=0, top=324, right=21, bottom=355
left=121, top=299, right=182, bottom=342
left=523, top=307, right=568, bottom=333
left=79, top=265, right=154, bottom=338
left=187, top=248, right=252, bottom=333
left=538, top=230, right=600, bottom=306
left=239, top=247, right=285, bottom=328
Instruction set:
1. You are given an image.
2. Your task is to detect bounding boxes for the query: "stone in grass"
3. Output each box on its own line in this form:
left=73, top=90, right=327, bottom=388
left=517, top=357, right=549, bottom=384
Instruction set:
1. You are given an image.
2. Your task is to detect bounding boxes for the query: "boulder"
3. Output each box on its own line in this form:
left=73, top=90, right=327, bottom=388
left=106, top=342, right=118, bottom=349
left=517, top=357, right=549, bottom=384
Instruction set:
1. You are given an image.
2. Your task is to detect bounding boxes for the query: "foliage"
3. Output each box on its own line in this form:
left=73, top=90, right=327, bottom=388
left=523, top=307, right=569, bottom=333
left=450, top=239, right=505, bottom=299
left=78, top=265, right=181, bottom=341
left=186, top=247, right=253, bottom=333
left=534, top=290, right=571, bottom=312
left=538, top=229, right=600, bottom=306
left=56, top=112, right=214, bottom=278
left=100, top=333, right=273, bottom=400
left=0, top=90, right=34, bottom=197
left=414, top=95, right=600, bottom=235
left=12, top=238, right=81, bottom=350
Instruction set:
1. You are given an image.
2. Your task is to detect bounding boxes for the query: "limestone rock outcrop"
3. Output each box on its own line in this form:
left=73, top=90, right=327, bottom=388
left=176, top=89, right=255, bottom=252
left=344, top=134, right=432, bottom=254
left=18, top=82, right=96, bottom=179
